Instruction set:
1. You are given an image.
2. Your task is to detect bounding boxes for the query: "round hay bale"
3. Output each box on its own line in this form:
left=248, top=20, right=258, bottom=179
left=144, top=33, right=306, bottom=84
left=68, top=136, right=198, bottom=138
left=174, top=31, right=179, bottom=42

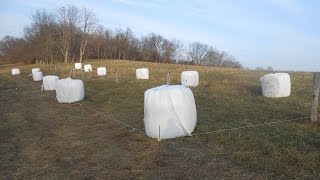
left=181, top=71, right=199, bottom=87
left=97, top=67, right=107, bottom=76
left=75, top=63, right=82, bottom=70
left=144, top=85, right=197, bottom=140
left=55, top=78, right=84, bottom=103
left=43, top=75, right=59, bottom=90
left=32, top=68, right=40, bottom=74
left=32, top=71, right=43, bottom=81
left=11, top=68, right=20, bottom=75
left=136, top=68, right=149, bottom=79
left=260, top=73, right=291, bottom=98
left=84, top=64, right=92, bottom=72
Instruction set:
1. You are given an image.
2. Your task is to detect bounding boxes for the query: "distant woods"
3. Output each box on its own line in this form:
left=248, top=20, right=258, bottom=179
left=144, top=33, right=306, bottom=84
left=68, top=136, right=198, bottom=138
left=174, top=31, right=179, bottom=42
left=0, top=5, right=242, bottom=69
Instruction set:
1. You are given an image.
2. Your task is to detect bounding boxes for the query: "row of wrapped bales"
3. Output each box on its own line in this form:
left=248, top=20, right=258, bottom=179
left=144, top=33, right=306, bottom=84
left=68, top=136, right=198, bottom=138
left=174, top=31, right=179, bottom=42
left=74, top=63, right=107, bottom=75
left=11, top=66, right=291, bottom=141
left=41, top=75, right=84, bottom=103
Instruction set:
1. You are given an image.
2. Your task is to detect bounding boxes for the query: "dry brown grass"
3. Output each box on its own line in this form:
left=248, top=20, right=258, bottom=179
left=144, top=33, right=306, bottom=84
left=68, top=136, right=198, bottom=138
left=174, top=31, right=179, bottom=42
left=1, top=60, right=320, bottom=179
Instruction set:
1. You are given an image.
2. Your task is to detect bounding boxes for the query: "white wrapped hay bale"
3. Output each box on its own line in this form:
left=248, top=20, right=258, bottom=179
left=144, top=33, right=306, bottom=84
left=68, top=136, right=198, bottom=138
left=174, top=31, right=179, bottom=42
left=32, top=71, right=43, bottom=81
left=56, top=77, right=84, bottom=103
left=11, top=68, right=20, bottom=75
left=97, top=67, right=107, bottom=76
left=260, top=73, right=291, bottom=98
left=144, top=85, right=197, bottom=140
left=43, top=75, right=59, bottom=90
left=84, top=64, right=92, bottom=72
left=181, top=71, right=199, bottom=87
left=75, top=63, right=82, bottom=70
left=136, top=68, right=149, bottom=79
left=32, top=68, right=40, bottom=74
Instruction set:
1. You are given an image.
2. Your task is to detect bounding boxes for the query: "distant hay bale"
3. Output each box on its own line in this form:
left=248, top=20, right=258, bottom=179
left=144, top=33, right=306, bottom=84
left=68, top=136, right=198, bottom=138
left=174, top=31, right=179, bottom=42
left=260, top=73, right=291, bottom=98
left=32, top=71, right=43, bottom=81
left=84, top=64, right=92, bottom=72
left=97, top=67, right=107, bottom=76
left=43, top=75, right=59, bottom=90
left=32, top=68, right=40, bottom=74
left=136, top=68, right=149, bottom=79
left=11, top=68, right=20, bottom=75
left=75, top=63, right=82, bottom=70
left=144, top=85, right=197, bottom=140
left=55, top=77, right=84, bottom=103
left=181, top=71, right=199, bottom=87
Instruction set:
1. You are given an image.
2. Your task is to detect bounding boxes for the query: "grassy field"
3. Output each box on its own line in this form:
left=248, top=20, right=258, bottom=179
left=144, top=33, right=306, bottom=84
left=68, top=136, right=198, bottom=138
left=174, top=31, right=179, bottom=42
left=1, top=60, right=320, bottom=179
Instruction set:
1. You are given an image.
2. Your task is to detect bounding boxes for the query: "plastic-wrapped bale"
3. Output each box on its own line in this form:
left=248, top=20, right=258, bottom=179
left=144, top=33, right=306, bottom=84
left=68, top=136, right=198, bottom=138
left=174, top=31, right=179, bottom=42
left=260, top=73, right=291, bottom=98
left=144, top=85, right=197, bottom=140
left=84, top=64, right=92, bottom=72
left=97, top=67, right=107, bottom=76
left=11, top=68, right=20, bottom=75
left=136, top=68, right=149, bottom=79
left=32, top=71, right=43, bottom=81
left=181, top=71, right=199, bottom=87
left=56, top=77, right=84, bottom=103
left=75, top=63, right=82, bottom=70
left=43, top=75, right=59, bottom=90
left=32, top=68, right=40, bottom=74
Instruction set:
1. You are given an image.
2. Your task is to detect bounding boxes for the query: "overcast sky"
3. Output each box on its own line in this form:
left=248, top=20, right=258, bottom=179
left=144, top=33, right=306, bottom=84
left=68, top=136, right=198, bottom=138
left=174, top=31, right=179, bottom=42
left=0, top=0, right=319, bottom=71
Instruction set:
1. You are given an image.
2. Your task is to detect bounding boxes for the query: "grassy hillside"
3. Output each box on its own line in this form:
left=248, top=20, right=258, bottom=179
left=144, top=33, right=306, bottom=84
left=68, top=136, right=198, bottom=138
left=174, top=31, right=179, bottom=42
left=1, top=60, right=320, bottom=179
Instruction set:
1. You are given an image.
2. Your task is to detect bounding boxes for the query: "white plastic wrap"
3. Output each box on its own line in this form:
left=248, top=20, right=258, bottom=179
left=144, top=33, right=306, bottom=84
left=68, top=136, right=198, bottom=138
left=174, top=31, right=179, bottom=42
left=97, top=67, right=107, bottom=76
left=136, top=68, right=149, bottom=79
left=32, top=71, right=43, bottom=81
left=144, top=85, right=197, bottom=140
left=84, top=64, right=92, bottom=72
left=43, top=75, right=59, bottom=90
left=56, top=77, right=84, bottom=103
left=75, top=63, right=82, bottom=70
left=11, top=68, right=20, bottom=75
left=32, top=68, right=40, bottom=74
left=260, top=73, right=291, bottom=98
left=181, top=71, right=199, bottom=87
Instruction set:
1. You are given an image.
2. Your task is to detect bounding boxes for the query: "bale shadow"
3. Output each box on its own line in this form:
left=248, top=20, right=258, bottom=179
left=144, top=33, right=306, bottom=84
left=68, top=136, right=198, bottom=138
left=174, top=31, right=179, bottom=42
left=245, top=85, right=262, bottom=96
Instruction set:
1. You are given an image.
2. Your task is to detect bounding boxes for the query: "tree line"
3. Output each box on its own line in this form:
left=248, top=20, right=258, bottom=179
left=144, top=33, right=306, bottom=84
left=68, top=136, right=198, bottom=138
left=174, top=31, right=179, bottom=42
left=0, top=5, right=242, bottom=69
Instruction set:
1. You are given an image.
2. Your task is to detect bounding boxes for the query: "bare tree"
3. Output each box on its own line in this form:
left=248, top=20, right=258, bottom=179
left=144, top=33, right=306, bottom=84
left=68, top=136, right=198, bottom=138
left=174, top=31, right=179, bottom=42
left=78, top=7, right=97, bottom=62
left=55, top=5, right=79, bottom=63
left=188, top=42, right=209, bottom=64
left=24, top=9, right=55, bottom=64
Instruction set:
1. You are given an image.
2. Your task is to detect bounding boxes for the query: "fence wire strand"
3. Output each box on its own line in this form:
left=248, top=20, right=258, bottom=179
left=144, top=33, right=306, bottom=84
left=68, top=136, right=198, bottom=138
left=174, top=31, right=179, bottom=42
left=192, top=116, right=317, bottom=136
left=75, top=102, right=147, bottom=136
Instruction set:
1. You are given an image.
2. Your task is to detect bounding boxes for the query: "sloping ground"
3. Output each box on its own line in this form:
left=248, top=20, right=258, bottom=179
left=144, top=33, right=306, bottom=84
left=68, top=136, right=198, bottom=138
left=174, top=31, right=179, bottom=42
left=0, top=65, right=263, bottom=179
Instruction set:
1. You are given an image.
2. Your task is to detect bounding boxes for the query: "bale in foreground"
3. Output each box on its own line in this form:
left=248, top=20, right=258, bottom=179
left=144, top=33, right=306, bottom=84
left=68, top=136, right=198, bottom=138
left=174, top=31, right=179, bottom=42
left=144, top=85, right=197, bottom=140
left=260, top=73, right=291, bottom=98
left=55, top=77, right=84, bottom=103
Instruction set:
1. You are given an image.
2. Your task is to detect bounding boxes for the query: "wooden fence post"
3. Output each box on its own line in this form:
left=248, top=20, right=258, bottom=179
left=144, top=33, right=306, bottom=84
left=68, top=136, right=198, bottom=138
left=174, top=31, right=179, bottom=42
left=311, top=72, right=320, bottom=121
left=166, top=72, right=171, bottom=85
